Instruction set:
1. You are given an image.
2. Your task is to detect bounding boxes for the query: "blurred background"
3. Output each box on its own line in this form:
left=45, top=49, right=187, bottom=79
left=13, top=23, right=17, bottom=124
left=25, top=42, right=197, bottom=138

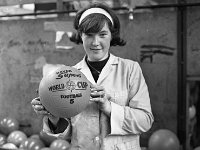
left=0, top=0, right=199, bottom=150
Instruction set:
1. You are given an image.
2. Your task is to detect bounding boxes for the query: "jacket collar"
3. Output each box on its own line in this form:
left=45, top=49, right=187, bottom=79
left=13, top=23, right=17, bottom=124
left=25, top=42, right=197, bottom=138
left=74, top=53, right=119, bottom=85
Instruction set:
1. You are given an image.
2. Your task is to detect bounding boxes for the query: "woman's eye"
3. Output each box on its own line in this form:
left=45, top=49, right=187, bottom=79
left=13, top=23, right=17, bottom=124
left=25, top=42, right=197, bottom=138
left=99, top=34, right=106, bottom=37
left=84, top=33, right=94, bottom=37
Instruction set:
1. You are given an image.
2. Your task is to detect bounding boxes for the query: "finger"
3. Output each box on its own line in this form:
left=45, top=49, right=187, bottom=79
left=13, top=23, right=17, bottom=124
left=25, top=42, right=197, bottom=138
left=35, top=110, right=49, bottom=115
left=90, top=97, right=105, bottom=103
left=34, top=97, right=40, bottom=101
left=91, top=92, right=105, bottom=99
left=31, top=98, right=41, bottom=105
left=34, top=105, right=45, bottom=111
left=91, top=86, right=104, bottom=92
left=33, top=100, right=42, bottom=105
left=31, top=97, right=40, bottom=103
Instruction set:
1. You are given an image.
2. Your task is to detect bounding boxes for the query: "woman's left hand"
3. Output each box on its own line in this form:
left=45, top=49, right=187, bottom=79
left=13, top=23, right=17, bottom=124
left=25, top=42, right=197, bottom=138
left=90, top=85, right=111, bottom=116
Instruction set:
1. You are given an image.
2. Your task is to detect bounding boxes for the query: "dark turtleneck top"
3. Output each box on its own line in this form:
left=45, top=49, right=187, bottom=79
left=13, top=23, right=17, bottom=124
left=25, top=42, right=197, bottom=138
left=86, top=54, right=110, bottom=82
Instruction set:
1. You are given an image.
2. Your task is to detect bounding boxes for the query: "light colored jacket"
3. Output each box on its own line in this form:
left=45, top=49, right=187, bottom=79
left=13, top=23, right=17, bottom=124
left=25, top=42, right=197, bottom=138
left=41, top=54, right=154, bottom=150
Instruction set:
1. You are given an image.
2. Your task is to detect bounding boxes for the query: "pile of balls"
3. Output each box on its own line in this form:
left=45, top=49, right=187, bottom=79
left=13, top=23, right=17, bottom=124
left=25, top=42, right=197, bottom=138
left=0, top=66, right=91, bottom=150
left=0, top=116, right=70, bottom=150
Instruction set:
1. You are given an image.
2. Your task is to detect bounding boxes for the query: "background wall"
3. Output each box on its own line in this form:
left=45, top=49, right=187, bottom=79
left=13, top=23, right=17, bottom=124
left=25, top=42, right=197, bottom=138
left=117, top=9, right=177, bottom=146
left=0, top=5, right=199, bottom=146
left=187, top=6, right=200, bottom=76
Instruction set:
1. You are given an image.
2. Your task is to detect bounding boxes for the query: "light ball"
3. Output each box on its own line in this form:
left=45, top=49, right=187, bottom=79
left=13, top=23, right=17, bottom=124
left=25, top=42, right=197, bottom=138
left=39, top=65, right=90, bottom=118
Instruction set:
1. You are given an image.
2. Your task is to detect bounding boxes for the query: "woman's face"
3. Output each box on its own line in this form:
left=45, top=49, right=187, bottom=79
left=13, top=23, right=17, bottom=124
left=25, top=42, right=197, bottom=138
left=81, top=23, right=111, bottom=61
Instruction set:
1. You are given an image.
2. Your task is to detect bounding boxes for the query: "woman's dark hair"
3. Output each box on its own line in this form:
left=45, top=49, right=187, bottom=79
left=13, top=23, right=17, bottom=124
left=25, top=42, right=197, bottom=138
left=70, top=3, right=126, bottom=46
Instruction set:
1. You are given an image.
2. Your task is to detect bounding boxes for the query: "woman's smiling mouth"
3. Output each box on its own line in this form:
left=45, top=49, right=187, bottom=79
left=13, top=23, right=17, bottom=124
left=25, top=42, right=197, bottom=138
left=90, top=48, right=101, bottom=51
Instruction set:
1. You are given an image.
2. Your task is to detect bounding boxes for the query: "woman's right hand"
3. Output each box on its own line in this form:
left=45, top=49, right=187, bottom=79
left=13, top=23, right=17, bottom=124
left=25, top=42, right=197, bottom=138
left=31, top=97, right=49, bottom=115
left=31, top=97, right=59, bottom=126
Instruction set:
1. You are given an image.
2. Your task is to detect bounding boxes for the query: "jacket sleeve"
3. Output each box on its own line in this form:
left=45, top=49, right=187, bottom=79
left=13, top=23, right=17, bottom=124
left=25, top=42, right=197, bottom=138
left=110, top=62, right=154, bottom=135
left=40, top=116, right=71, bottom=146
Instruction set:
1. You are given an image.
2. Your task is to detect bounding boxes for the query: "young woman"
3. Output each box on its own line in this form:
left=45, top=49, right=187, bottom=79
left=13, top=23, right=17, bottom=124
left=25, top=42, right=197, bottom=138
left=31, top=3, right=154, bottom=150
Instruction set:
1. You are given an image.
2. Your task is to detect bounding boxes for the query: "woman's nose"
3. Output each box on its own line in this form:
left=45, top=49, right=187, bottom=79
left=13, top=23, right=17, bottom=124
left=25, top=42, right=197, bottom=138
left=92, top=36, right=100, bottom=46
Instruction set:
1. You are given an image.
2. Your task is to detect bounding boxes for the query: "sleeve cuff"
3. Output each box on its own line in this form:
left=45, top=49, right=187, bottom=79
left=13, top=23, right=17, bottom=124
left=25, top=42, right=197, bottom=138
left=110, top=102, right=126, bottom=135
left=48, top=118, right=58, bottom=132
left=42, top=116, right=71, bottom=141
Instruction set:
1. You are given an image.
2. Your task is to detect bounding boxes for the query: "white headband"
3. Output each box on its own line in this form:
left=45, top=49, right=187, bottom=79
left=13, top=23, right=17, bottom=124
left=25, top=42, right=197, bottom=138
left=79, top=8, right=114, bottom=25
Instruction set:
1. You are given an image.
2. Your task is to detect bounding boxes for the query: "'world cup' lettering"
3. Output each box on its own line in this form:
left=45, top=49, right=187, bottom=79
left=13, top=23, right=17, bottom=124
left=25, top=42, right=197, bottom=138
left=48, top=84, right=65, bottom=92
left=77, top=82, right=88, bottom=89
left=48, top=81, right=88, bottom=92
